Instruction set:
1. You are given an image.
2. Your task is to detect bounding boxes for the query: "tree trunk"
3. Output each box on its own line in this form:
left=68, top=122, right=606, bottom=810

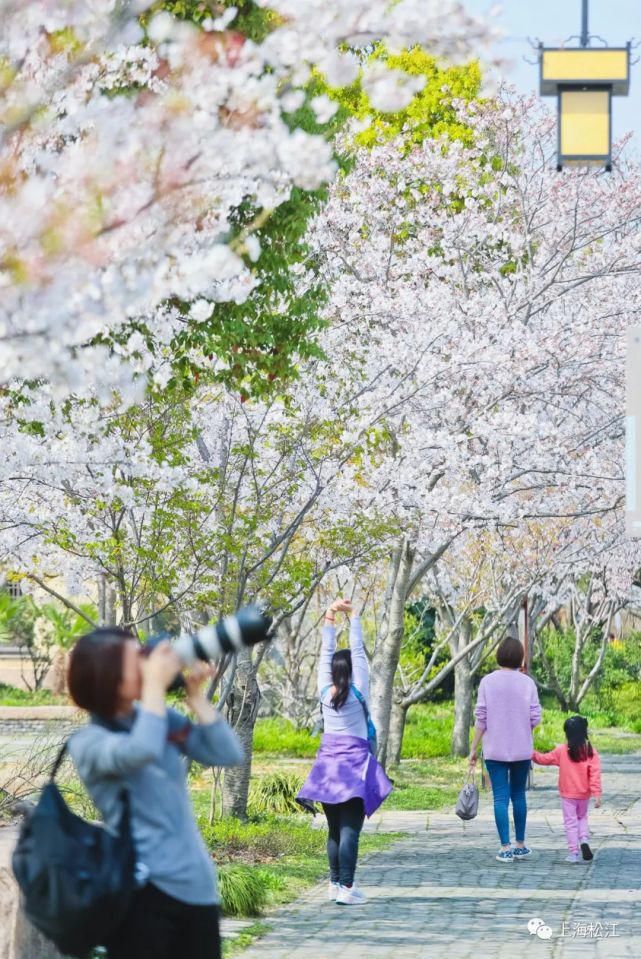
left=98, top=576, right=118, bottom=626
left=48, top=647, right=68, bottom=695
left=98, top=575, right=106, bottom=625
left=534, top=627, right=569, bottom=711
left=221, top=647, right=260, bottom=819
left=369, top=539, right=415, bottom=768
left=105, top=583, right=117, bottom=626
left=451, top=654, right=473, bottom=757
left=387, top=698, right=408, bottom=767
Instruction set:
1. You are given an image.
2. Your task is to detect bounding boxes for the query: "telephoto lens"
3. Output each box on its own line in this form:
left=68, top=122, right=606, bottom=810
left=143, top=605, right=273, bottom=690
left=173, top=604, right=272, bottom=665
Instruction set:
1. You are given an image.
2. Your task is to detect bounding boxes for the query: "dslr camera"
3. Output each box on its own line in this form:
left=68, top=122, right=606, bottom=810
left=144, top=605, right=272, bottom=689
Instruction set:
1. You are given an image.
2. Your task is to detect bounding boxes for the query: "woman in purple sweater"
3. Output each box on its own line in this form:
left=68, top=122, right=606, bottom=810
left=297, top=598, right=392, bottom=905
left=468, top=637, right=542, bottom=863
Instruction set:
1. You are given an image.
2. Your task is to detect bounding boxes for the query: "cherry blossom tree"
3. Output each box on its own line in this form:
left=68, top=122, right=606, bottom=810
left=5, top=5, right=641, bottom=810
left=526, top=510, right=640, bottom=713
left=305, top=90, right=641, bottom=763
left=0, top=362, right=404, bottom=812
left=0, top=0, right=497, bottom=402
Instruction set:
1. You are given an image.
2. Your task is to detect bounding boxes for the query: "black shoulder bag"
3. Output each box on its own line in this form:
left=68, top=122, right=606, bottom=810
left=11, top=739, right=137, bottom=958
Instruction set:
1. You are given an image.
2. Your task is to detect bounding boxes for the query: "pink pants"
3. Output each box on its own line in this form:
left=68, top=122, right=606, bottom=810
left=562, top=798, right=590, bottom=852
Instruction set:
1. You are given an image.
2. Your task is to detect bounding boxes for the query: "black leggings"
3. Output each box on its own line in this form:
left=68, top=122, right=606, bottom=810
left=107, top=883, right=221, bottom=959
left=322, top=797, right=365, bottom=887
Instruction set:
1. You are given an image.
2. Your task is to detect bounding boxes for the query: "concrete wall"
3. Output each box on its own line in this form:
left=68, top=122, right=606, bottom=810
left=0, top=649, right=61, bottom=693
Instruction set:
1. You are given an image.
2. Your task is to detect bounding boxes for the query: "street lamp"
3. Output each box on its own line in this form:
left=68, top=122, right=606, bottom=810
left=538, top=0, right=630, bottom=171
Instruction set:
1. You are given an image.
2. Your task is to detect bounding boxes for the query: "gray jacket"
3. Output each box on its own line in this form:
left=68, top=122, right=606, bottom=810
left=69, top=706, right=243, bottom=905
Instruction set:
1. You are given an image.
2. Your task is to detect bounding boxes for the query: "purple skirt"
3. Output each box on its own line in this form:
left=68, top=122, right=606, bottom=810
left=297, top=733, right=393, bottom=818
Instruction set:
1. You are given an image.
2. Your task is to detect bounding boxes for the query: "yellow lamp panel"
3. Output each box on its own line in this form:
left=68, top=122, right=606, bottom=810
left=560, top=90, right=610, bottom=158
left=542, top=48, right=628, bottom=83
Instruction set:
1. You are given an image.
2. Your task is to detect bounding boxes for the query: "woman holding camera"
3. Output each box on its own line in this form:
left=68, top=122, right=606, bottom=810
left=67, top=627, right=244, bottom=959
left=297, top=599, right=392, bottom=905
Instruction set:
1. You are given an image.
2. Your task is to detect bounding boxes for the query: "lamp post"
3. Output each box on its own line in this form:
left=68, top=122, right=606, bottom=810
left=538, top=0, right=631, bottom=171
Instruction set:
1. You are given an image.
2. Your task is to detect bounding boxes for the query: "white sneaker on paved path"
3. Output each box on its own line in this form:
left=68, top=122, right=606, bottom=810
left=565, top=852, right=580, bottom=864
left=328, top=881, right=340, bottom=900
left=336, top=884, right=367, bottom=905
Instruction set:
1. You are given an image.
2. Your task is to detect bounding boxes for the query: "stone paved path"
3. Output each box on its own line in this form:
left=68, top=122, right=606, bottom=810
left=235, top=753, right=641, bottom=959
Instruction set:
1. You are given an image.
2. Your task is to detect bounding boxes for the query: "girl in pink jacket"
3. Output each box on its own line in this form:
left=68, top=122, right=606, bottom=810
left=532, top=715, right=602, bottom=864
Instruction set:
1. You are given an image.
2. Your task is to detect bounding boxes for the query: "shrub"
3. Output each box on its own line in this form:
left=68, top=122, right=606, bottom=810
left=248, top=772, right=305, bottom=817
left=0, top=682, right=66, bottom=706
left=218, top=865, right=270, bottom=917
left=530, top=629, right=641, bottom=717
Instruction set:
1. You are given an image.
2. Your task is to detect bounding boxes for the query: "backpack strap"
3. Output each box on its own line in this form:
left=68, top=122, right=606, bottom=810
left=50, top=741, right=68, bottom=781
left=350, top=684, right=371, bottom=720
left=350, top=685, right=378, bottom=754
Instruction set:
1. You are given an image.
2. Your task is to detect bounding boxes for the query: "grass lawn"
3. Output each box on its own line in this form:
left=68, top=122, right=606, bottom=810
left=386, top=756, right=467, bottom=811
left=253, top=717, right=318, bottom=758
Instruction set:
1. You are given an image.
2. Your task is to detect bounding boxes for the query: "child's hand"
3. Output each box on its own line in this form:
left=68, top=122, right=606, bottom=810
left=594, top=796, right=602, bottom=808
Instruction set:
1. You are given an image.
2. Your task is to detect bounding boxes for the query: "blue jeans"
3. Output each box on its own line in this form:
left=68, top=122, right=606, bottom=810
left=484, top=759, right=531, bottom=846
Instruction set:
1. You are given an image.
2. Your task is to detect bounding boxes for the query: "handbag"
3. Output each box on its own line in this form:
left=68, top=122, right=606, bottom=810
left=455, top=772, right=479, bottom=821
left=319, top=684, right=378, bottom=755
left=12, top=739, right=137, bottom=958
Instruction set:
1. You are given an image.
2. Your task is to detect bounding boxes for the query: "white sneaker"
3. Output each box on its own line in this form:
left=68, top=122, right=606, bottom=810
left=565, top=853, right=580, bottom=864
left=336, top=884, right=367, bottom=905
left=328, top=881, right=340, bottom=900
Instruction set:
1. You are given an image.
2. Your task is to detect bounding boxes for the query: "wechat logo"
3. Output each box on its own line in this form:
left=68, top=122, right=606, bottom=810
left=528, top=917, right=553, bottom=940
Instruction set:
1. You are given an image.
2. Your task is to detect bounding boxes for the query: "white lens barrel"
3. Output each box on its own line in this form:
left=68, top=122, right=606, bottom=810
left=172, top=634, right=198, bottom=666
left=221, top=615, right=243, bottom=651
left=195, top=625, right=220, bottom=660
